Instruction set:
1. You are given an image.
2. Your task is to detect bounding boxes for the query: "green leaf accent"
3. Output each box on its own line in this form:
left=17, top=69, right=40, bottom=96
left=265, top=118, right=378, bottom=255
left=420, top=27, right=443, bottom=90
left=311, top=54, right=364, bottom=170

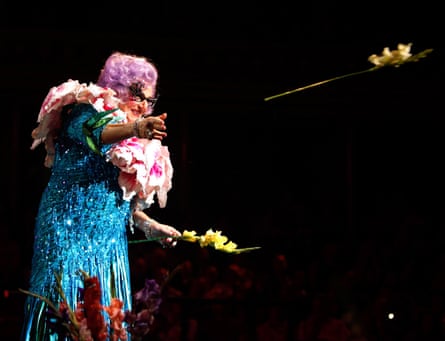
left=82, top=108, right=118, bottom=155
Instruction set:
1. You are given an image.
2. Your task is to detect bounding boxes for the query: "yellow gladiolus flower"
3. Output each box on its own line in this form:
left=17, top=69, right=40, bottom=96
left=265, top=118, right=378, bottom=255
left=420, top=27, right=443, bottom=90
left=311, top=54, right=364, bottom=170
left=264, top=43, right=433, bottom=101
left=131, top=228, right=261, bottom=254
left=180, top=228, right=260, bottom=254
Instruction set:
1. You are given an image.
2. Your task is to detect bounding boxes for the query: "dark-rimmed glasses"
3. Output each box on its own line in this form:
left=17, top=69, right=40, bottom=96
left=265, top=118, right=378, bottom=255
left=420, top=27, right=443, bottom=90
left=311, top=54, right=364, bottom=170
left=135, top=94, right=159, bottom=108
left=129, top=82, right=159, bottom=108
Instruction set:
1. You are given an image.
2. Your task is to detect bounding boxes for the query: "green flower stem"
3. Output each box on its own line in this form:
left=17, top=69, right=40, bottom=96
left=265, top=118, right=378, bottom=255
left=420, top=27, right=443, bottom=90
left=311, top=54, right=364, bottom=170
left=129, top=236, right=181, bottom=244
left=18, top=289, right=60, bottom=313
left=264, top=67, right=379, bottom=101
left=18, top=286, right=81, bottom=339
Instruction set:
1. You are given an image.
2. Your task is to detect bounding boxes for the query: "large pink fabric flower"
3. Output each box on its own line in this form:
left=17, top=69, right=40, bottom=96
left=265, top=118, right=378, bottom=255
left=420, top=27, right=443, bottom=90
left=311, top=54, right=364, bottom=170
left=107, top=138, right=173, bottom=208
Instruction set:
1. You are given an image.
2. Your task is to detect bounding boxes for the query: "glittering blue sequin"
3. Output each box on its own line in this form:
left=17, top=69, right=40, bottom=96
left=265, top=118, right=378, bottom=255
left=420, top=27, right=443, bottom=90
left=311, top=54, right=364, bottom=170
left=21, top=104, right=133, bottom=341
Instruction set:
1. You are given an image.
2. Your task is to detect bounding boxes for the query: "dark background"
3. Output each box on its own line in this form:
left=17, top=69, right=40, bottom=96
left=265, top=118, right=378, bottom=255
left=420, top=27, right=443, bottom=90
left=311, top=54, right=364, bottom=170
left=1, top=1, right=444, bottom=339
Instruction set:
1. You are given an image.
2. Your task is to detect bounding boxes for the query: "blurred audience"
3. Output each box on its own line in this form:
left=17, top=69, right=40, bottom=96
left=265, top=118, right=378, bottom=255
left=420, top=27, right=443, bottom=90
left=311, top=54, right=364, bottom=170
left=2, top=209, right=445, bottom=340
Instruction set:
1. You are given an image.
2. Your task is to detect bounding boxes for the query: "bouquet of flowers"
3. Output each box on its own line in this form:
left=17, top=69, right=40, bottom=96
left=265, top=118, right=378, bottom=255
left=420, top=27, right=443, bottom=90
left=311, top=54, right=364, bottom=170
left=20, top=271, right=163, bottom=341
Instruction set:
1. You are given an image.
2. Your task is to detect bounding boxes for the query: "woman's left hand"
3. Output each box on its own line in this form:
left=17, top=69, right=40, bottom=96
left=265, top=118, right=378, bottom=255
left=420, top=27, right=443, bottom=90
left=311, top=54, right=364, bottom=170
left=149, top=220, right=181, bottom=247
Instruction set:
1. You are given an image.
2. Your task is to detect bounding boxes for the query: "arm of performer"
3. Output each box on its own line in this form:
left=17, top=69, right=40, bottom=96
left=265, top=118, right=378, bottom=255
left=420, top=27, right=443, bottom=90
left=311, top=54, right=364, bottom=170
left=101, top=111, right=179, bottom=246
left=101, top=113, right=168, bottom=144
left=132, top=209, right=181, bottom=247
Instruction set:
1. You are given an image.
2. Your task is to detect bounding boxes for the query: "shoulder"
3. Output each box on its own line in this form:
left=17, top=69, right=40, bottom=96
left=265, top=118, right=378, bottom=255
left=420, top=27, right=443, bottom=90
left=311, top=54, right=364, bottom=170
left=62, top=103, right=98, bottom=120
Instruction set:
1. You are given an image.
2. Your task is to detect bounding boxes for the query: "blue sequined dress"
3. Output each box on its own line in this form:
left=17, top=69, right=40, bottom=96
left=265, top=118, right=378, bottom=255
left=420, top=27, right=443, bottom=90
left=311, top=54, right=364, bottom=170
left=21, top=103, right=133, bottom=340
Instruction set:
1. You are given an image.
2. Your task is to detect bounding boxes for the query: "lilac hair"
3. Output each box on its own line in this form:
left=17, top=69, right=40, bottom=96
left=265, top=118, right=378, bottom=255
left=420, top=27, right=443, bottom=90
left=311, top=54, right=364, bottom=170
left=97, top=52, right=158, bottom=102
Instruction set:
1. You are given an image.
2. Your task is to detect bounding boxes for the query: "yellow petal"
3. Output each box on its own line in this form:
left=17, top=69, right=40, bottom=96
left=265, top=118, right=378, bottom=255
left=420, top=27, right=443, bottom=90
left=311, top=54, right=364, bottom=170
left=217, top=241, right=238, bottom=252
left=182, top=230, right=199, bottom=242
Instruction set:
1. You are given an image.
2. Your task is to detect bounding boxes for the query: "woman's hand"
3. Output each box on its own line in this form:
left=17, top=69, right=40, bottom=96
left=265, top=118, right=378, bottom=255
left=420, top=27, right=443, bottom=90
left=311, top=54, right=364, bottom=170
left=133, top=209, right=181, bottom=247
left=101, top=112, right=168, bottom=144
left=134, top=113, right=168, bottom=140
left=148, top=220, right=182, bottom=248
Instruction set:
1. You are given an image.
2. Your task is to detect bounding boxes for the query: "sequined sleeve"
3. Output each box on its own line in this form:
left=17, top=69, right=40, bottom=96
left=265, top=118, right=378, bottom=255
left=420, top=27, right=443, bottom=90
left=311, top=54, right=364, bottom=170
left=64, top=103, right=114, bottom=155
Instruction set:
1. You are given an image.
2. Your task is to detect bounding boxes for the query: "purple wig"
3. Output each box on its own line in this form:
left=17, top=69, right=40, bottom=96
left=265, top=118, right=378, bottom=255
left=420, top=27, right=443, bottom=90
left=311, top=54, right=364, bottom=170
left=97, top=52, right=158, bottom=103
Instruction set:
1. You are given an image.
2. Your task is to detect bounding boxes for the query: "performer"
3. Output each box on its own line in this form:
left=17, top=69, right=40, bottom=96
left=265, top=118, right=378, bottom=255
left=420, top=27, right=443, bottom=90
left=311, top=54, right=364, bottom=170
left=21, top=51, right=181, bottom=340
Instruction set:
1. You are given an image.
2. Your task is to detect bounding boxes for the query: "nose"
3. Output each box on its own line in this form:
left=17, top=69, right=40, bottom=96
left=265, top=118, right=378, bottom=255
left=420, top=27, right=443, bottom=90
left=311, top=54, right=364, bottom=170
left=138, top=100, right=149, bottom=114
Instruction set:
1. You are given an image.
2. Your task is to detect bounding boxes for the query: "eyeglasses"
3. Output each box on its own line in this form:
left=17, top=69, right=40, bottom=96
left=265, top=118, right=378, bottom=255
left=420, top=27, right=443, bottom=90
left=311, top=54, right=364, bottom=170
left=128, top=82, right=159, bottom=108
left=134, top=94, right=159, bottom=108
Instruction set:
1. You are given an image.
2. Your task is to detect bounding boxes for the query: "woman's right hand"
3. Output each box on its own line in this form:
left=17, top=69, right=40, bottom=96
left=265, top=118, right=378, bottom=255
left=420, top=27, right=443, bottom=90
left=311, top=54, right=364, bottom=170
left=102, top=112, right=167, bottom=145
left=134, top=113, right=168, bottom=140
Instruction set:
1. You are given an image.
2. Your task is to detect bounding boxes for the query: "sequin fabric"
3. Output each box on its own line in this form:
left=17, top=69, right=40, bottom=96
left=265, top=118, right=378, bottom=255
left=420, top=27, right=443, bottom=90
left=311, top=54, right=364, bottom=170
left=21, top=104, right=133, bottom=341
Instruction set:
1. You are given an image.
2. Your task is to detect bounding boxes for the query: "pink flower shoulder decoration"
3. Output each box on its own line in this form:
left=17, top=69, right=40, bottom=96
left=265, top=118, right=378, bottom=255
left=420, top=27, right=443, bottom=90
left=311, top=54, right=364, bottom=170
left=31, top=79, right=124, bottom=167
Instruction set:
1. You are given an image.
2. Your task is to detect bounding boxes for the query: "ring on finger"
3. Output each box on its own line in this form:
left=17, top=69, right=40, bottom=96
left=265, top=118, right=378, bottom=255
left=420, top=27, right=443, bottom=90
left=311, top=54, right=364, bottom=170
left=146, top=129, right=154, bottom=139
